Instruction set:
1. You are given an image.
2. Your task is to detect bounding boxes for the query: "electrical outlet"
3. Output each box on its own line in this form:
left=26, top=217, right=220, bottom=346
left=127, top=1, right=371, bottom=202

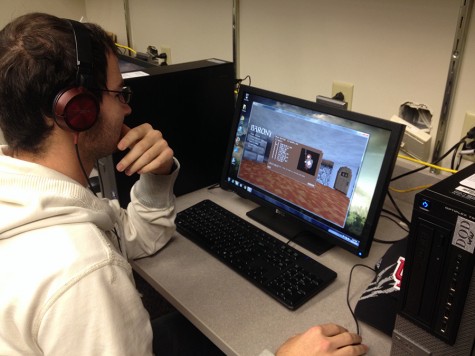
left=332, top=81, right=354, bottom=110
left=461, top=111, right=475, bottom=162
left=159, top=46, right=172, bottom=65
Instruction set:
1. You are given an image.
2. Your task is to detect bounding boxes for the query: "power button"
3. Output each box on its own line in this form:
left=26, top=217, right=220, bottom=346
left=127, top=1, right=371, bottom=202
left=420, top=199, right=431, bottom=210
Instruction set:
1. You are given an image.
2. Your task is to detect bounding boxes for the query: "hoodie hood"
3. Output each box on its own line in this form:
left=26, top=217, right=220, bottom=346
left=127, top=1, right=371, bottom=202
left=0, top=146, right=116, bottom=239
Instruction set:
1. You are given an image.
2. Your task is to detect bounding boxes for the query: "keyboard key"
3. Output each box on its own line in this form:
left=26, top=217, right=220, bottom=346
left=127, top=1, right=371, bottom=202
left=176, top=199, right=337, bottom=310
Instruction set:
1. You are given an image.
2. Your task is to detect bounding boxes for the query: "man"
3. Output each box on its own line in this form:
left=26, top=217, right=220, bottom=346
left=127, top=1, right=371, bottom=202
left=0, top=12, right=368, bottom=355
left=0, top=12, right=178, bottom=355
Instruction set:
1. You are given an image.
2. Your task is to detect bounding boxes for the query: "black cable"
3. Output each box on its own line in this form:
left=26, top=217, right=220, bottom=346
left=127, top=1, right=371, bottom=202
left=373, top=234, right=408, bottom=245
left=95, top=161, right=105, bottom=194
left=240, top=75, right=251, bottom=86
left=74, top=142, right=97, bottom=197
left=378, top=214, right=409, bottom=233
left=451, top=140, right=465, bottom=170
left=456, top=140, right=475, bottom=170
left=386, top=191, right=411, bottom=227
left=382, top=207, right=409, bottom=226
left=207, top=183, right=221, bottom=191
left=391, top=135, right=467, bottom=182
left=347, top=263, right=376, bottom=335
left=235, top=75, right=252, bottom=94
left=381, top=208, right=404, bottom=221
left=455, top=153, right=463, bottom=171
left=75, top=139, right=122, bottom=253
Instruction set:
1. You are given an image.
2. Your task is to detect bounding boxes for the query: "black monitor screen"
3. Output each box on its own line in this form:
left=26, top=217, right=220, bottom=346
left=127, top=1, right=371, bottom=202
left=220, top=85, right=404, bottom=258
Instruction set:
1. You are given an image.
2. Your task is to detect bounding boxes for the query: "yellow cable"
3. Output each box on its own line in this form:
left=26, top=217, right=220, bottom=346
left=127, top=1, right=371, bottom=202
left=397, top=154, right=458, bottom=174
left=390, top=154, right=457, bottom=193
left=115, top=43, right=136, bottom=54
left=389, top=184, right=432, bottom=193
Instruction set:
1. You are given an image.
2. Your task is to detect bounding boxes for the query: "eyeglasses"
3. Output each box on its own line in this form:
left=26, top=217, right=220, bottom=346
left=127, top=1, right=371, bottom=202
left=97, top=86, right=133, bottom=104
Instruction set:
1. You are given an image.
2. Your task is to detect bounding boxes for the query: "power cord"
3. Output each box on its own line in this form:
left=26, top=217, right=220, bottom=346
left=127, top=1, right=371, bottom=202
left=392, top=125, right=475, bottom=181
left=391, top=134, right=468, bottom=182
left=386, top=134, right=471, bottom=231
left=234, top=75, right=252, bottom=94
left=380, top=209, right=409, bottom=232
left=386, top=191, right=410, bottom=227
left=457, top=138, right=475, bottom=169
left=346, top=263, right=376, bottom=335
left=207, top=183, right=221, bottom=191
left=74, top=133, right=97, bottom=196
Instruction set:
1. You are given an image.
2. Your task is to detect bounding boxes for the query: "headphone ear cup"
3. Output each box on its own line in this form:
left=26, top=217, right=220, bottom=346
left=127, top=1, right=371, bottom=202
left=53, top=87, right=99, bottom=131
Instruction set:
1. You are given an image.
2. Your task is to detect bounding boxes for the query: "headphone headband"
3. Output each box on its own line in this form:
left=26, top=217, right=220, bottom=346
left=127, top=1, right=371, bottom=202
left=68, top=19, right=94, bottom=87
left=52, top=19, right=99, bottom=131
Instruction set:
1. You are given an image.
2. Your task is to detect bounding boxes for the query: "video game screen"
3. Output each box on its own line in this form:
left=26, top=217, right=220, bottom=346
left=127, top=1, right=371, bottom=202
left=221, top=85, right=404, bottom=257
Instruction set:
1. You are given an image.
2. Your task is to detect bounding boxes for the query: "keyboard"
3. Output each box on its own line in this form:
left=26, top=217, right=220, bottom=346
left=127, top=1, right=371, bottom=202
left=175, top=199, right=337, bottom=310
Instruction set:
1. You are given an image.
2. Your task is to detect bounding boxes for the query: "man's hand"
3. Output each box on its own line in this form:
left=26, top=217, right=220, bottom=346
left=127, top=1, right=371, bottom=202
left=116, top=124, right=174, bottom=176
left=276, top=324, right=368, bottom=356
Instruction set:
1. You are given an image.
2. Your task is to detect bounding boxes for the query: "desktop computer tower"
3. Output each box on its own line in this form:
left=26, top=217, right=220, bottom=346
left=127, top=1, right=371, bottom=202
left=390, top=164, right=475, bottom=355
left=98, top=57, right=235, bottom=207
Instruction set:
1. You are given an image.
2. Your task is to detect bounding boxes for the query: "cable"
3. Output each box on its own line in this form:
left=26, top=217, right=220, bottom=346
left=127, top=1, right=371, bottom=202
left=373, top=235, right=408, bottom=244
left=207, top=183, right=221, bottom=191
left=392, top=137, right=466, bottom=181
left=74, top=134, right=97, bottom=197
left=378, top=214, right=409, bottom=234
left=389, top=184, right=432, bottom=193
left=457, top=140, right=475, bottom=169
left=396, top=154, right=458, bottom=175
left=386, top=191, right=411, bottom=227
left=74, top=134, right=123, bottom=254
left=115, top=43, right=136, bottom=54
left=450, top=140, right=465, bottom=171
left=381, top=208, right=405, bottom=221
left=346, top=264, right=376, bottom=335
left=234, top=75, right=252, bottom=94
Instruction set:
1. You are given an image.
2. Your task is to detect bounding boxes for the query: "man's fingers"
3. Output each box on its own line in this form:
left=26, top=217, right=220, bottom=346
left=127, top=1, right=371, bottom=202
left=314, top=323, right=348, bottom=337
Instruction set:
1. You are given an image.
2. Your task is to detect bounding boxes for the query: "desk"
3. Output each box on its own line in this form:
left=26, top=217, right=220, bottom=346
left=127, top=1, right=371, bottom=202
left=132, top=187, right=410, bottom=356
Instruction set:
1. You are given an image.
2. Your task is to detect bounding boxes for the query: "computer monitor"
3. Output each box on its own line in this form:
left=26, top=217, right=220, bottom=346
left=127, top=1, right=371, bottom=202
left=220, top=85, right=405, bottom=258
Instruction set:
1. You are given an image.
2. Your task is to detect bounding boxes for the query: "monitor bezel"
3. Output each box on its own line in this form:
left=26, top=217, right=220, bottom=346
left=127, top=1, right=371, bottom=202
left=220, top=85, right=405, bottom=258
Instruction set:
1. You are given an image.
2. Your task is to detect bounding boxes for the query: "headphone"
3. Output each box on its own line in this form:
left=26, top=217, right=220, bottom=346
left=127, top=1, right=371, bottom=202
left=52, top=19, right=99, bottom=131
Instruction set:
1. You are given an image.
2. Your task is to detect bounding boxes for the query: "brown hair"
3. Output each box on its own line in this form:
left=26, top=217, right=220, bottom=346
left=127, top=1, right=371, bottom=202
left=0, top=12, right=118, bottom=153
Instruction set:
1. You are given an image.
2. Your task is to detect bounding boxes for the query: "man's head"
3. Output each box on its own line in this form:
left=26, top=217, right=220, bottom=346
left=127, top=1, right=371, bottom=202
left=0, top=12, right=118, bottom=154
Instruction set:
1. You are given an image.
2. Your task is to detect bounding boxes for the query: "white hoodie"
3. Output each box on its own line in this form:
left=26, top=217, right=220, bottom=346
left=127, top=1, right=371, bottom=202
left=0, top=146, right=178, bottom=355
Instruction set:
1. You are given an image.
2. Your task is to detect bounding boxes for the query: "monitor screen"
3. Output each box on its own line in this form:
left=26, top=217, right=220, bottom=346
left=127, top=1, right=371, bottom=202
left=220, top=85, right=405, bottom=258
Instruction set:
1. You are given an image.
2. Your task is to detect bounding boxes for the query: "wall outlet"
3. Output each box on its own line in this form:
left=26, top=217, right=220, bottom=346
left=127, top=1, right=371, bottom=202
left=461, top=111, right=475, bottom=162
left=159, top=46, right=172, bottom=65
left=332, top=81, right=354, bottom=110
left=390, top=115, right=431, bottom=161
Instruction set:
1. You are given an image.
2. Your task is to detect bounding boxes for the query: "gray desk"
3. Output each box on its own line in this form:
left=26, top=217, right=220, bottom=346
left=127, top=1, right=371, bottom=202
left=132, top=187, right=410, bottom=356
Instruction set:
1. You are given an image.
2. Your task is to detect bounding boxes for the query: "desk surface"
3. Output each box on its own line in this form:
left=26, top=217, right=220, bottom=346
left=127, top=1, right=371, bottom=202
left=132, top=187, right=410, bottom=356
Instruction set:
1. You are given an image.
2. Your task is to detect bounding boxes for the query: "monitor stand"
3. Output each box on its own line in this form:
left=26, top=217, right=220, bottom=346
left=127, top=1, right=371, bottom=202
left=246, top=206, right=334, bottom=256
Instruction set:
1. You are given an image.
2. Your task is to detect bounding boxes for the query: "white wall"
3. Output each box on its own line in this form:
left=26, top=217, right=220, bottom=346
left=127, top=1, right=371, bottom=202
left=0, top=0, right=86, bottom=25
left=84, top=0, right=127, bottom=45
left=115, top=0, right=475, bottom=168
left=1, top=0, right=474, bottom=171
left=126, top=0, right=233, bottom=64
left=237, top=0, right=474, bottom=169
